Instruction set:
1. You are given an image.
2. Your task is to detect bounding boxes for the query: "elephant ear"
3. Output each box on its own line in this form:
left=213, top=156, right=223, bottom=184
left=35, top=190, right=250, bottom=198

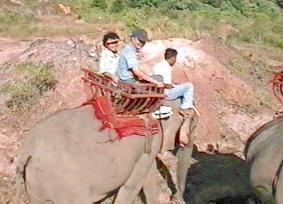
left=179, top=114, right=199, bottom=147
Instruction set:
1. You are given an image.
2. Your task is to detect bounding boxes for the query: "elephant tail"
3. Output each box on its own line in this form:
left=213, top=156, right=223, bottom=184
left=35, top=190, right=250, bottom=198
left=13, top=155, right=31, bottom=204
left=272, top=160, right=283, bottom=197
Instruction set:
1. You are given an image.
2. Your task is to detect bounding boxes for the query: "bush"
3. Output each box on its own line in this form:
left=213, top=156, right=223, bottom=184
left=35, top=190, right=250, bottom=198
left=121, top=9, right=145, bottom=29
left=127, top=0, right=162, bottom=8
left=230, top=0, right=245, bottom=13
left=277, top=0, right=283, bottom=8
left=2, top=63, right=57, bottom=111
left=0, top=7, right=34, bottom=24
left=110, top=0, right=125, bottom=13
left=91, top=0, right=107, bottom=9
left=201, top=0, right=222, bottom=8
left=5, top=82, right=37, bottom=110
left=15, top=63, right=57, bottom=93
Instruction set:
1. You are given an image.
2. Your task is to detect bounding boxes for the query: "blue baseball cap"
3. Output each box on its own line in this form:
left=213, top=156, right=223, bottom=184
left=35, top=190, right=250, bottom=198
left=131, top=29, right=148, bottom=42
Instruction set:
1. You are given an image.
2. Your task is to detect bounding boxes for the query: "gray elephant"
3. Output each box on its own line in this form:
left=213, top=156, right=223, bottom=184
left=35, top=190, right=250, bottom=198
left=245, top=116, right=283, bottom=204
left=13, top=99, right=198, bottom=204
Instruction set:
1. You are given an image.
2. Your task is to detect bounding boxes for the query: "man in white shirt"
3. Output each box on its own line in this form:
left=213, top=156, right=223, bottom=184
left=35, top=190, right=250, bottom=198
left=153, top=48, right=195, bottom=116
left=99, top=32, right=120, bottom=82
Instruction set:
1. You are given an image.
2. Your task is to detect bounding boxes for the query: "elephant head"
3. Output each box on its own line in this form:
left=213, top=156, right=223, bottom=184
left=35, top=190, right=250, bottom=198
left=156, top=100, right=199, bottom=203
left=245, top=116, right=283, bottom=204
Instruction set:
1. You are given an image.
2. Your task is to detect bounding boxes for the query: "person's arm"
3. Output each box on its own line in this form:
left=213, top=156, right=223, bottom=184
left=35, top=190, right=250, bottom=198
left=125, top=47, right=163, bottom=87
left=132, top=68, right=163, bottom=87
left=164, top=84, right=174, bottom=89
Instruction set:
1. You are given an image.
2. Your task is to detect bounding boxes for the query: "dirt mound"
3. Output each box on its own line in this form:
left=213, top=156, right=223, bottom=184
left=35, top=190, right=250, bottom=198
left=0, top=38, right=29, bottom=65
left=0, top=37, right=97, bottom=175
left=140, top=38, right=279, bottom=156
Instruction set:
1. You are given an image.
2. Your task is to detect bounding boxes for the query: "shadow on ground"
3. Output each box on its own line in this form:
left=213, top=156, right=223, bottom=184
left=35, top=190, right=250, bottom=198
left=184, top=150, right=259, bottom=204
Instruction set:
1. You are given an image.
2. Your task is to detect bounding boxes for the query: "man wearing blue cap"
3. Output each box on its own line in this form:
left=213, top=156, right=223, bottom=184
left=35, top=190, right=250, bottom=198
left=116, top=29, right=163, bottom=87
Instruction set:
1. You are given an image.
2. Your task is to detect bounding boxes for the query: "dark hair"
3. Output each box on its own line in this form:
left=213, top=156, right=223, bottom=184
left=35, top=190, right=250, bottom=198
left=103, top=32, right=120, bottom=46
left=165, top=48, right=177, bottom=60
left=131, top=29, right=148, bottom=42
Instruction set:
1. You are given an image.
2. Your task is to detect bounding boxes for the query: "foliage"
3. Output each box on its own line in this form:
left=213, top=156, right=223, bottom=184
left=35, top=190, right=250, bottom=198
left=277, top=0, right=283, bottom=8
left=0, top=0, right=282, bottom=51
left=228, top=58, right=251, bottom=76
left=107, top=0, right=282, bottom=17
left=14, top=63, right=57, bottom=94
left=91, top=0, right=107, bottom=9
left=121, top=9, right=145, bottom=29
left=126, top=0, right=162, bottom=8
left=110, top=0, right=126, bottom=13
left=201, top=0, right=222, bottom=8
left=1, top=63, right=57, bottom=111
left=0, top=7, right=34, bottom=24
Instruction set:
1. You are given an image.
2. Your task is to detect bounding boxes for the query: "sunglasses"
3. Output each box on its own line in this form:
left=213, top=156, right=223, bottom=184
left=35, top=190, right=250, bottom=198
left=106, top=40, right=119, bottom=45
left=138, top=39, right=146, bottom=46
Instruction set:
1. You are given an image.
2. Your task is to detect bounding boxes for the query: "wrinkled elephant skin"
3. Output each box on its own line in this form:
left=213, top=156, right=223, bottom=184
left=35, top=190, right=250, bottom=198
left=245, top=116, right=283, bottom=204
left=14, top=105, right=162, bottom=204
left=14, top=100, right=199, bottom=204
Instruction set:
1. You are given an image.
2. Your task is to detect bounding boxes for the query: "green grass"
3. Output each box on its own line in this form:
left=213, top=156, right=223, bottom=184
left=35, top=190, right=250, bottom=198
left=0, top=0, right=282, bottom=52
left=228, top=58, right=252, bottom=76
left=1, top=63, right=57, bottom=111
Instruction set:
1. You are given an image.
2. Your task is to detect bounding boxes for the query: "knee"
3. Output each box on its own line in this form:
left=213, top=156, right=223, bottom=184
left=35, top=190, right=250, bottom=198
left=184, top=83, right=194, bottom=90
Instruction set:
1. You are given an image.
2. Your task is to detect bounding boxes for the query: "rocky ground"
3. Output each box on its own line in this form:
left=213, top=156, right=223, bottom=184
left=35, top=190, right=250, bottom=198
left=0, top=31, right=282, bottom=203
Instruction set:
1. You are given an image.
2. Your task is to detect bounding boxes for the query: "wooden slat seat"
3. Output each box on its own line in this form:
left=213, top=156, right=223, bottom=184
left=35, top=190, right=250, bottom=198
left=81, top=68, right=165, bottom=115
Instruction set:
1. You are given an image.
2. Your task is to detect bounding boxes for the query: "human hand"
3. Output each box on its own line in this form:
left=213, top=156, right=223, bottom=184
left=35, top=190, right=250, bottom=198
left=111, top=75, right=119, bottom=84
left=164, top=84, right=173, bottom=89
left=154, top=81, right=164, bottom=88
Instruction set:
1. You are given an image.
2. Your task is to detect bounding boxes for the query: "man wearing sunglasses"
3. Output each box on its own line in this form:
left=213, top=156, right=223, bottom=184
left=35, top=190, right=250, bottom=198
left=116, top=29, right=163, bottom=87
left=99, top=32, right=120, bottom=82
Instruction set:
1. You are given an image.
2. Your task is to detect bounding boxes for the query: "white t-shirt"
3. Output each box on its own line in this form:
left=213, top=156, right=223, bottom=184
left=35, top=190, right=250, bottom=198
left=152, top=60, right=172, bottom=84
left=99, top=49, right=119, bottom=75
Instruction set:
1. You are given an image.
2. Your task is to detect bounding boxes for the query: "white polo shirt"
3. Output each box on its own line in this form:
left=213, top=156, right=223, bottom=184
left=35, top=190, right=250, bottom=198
left=99, top=48, right=119, bottom=75
left=152, top=60, right=172, bottom=84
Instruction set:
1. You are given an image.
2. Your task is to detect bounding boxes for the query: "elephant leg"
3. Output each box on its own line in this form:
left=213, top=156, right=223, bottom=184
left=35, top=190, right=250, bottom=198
left=250, top=154, right=275, bottom=204
left=142, top=160, right=159, bottom=204
left=114, top=153, right=153, bottom=204
left=175, top=145, right=193, bottom=203
left=176, top=113, right=197, bottom=195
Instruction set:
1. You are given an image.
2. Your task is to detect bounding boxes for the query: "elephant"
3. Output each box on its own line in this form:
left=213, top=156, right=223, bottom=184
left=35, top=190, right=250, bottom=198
left=13, top=99, right=199, bottom=204
left=245, top=116, right=283, bottom=204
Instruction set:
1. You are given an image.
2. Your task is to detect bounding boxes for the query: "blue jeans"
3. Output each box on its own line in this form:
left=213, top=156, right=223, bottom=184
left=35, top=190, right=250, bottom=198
left=121, top=78, right=137, bottom=83
left=121, top=75, right=163, bottom=83
left=166, top=83, right=194, bottom=109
